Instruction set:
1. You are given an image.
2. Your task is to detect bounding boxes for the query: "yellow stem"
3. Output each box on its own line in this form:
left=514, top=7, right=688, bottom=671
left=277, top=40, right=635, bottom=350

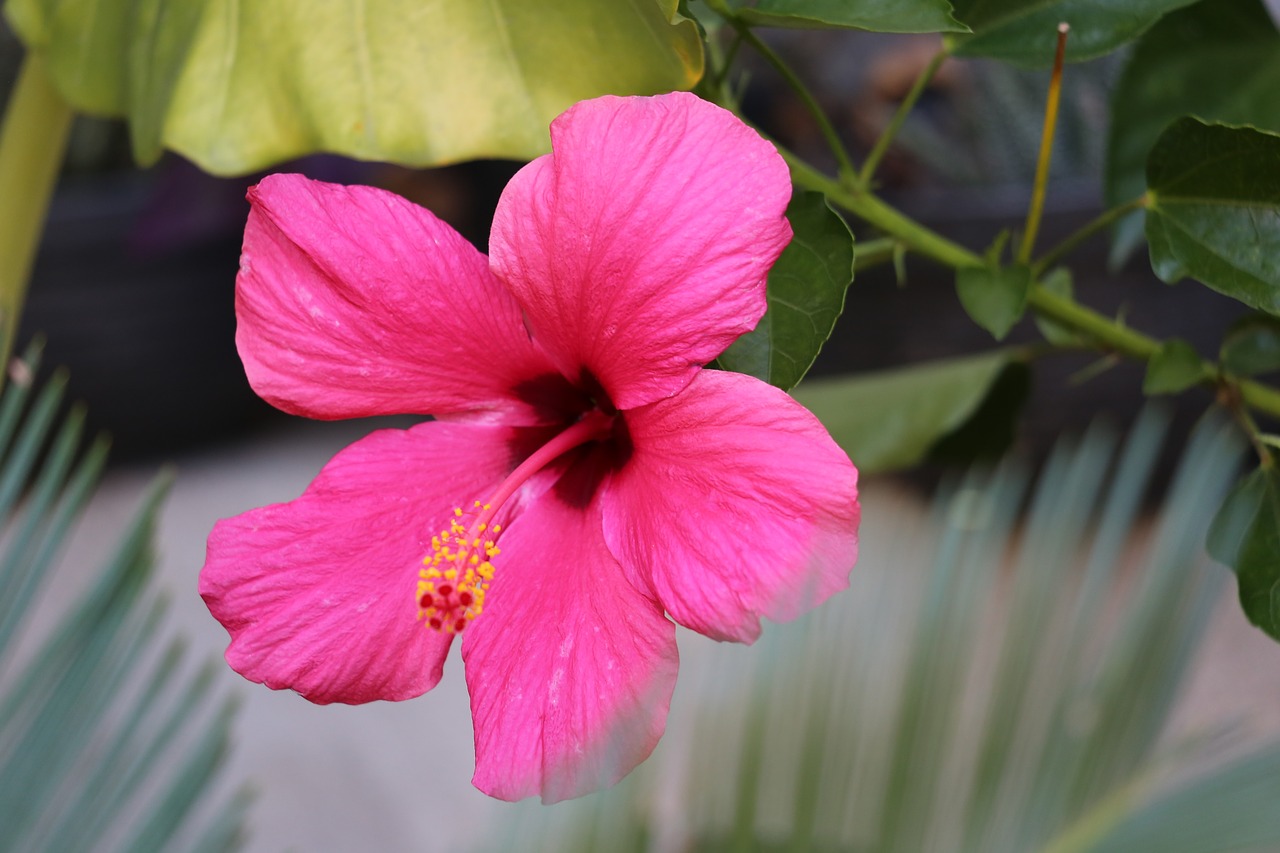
left=1018, top=23, right=1069, bottom=265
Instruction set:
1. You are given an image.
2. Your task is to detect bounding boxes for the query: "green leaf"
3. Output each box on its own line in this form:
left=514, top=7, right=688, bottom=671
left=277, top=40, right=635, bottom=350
left=1221, top=314, right=1280, bottom=377
left=1144, top=118, right=1280, bottom=313
left=947, top=0, right=1198, bottom=67
left=730, top=0, right=967, bottom=33
left=1142, top=338, right=1205, bottom=395
left=1033, top=268, right=1085, bottom=346
left=1208, top=467, right=1280, bottom=640
left=1105, top=0, right=1280, bottom=215
left=955, top=263, right=1031, bottom=340
left=717, top=191, right=854, bottom=391
left=4, top=0, right=703, bottom=174
left=791, top=350, right=1021, bottom=472
left=925, top=359, right=1029, bottom=465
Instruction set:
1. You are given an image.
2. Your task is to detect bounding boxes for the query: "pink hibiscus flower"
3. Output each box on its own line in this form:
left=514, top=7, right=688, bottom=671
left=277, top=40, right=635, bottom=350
left=200, top=92, right=860, bottom=803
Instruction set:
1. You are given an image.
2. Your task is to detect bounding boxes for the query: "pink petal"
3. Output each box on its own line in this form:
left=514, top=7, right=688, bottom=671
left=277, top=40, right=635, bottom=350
left=463, top=470, right=678, bottom=803
left=489, top=93, right=793, bottom=411
left=602, top=370, right=859, bottom=643
left=200, top=421, right=538, bottom=705
left=237, top=174, right=562, bottom=423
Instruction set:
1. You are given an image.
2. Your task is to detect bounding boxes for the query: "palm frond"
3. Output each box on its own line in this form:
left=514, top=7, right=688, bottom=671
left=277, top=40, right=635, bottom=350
left=485, top=409, right=1280, bottom=852
left=0, top=342, right=251, bottom=853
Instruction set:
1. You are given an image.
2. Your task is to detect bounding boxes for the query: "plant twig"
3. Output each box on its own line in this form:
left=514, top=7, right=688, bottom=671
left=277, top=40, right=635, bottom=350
left=1221, top=380, right=1275, bottom=467
left=1032, top=195, right=1148, bottom=277
left=853, top=237, right=902, bottom=271
left=782, top=143, right=1280, bottom=425
left=707, top=25, right=745, bottom=93
left=858, top=47, right=947, bottom=189
left=729, top=21, right=858, bottom=180
left=1018, top=23, right=1070, bottom=264
left=1024, top=285, right=1160, bottom=361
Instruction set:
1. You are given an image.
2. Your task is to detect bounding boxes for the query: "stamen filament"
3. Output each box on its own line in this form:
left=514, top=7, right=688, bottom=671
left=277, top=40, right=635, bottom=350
left=417, top=409, right=615, bottom=633
left=468, top=408, right=616, bottom=536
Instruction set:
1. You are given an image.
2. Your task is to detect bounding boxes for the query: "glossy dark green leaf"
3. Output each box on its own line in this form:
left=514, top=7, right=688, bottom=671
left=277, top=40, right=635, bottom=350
left=792, top=350, right=1021, bottom=472
left=730, top=0, right=966, bottom=33
left=1144, top=119, right=1280, bottom=313
left=1208, top=467, right=1280, bottom=640
left=955, top=263, right=1031, bottom=340
left=1221, top=315, right=1280, bottom=378
left=4, top=0, right=703, bottom=174
left=1105, top=0, right=1280, bottom=213
left=947, top=0, right=1197, bottom=67
left=718, top=191, right=854, bottom=391
left=1142, top=338, right=1205, bottom=395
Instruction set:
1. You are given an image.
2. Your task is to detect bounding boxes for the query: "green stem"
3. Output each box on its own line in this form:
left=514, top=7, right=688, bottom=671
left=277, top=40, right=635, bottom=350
left=719, top=34, right=744, bottom=89
left=1018, top=23, right=1070, bottom=265
left=704, top=14, right=744, bottom=95
left=790, top=151, right=1168, bottom=357
left=0, top=54, right=73, bottom=374
left=858, top=47, right=947, bottom=189
left=788, top=151, right=978, bottom=267
left=731, top=22, right=857, bottom=180
left=1236, top=400, right=1274, bottom=468
left=1025, top=285, right=1160, bottom=362
left=782, top=128, right=1280, bottom=425
left=853, top=236, right=902, bottom=271
left=1240, top=379, right=1280, bottom=427
left=1031, top=195, right=1148, bottom=277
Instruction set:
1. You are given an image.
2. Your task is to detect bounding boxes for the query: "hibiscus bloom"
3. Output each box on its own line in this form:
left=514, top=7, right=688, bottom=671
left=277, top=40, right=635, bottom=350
left=200, top=92, right=860, bottom=803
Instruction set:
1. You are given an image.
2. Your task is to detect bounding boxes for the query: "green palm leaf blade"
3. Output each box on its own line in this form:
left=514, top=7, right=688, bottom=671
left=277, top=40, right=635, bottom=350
left=113, top=694, right=243, bottom=853
left=31, top=640, right=195, bottom=851
left=479, top=409, right=1280, bottom=852
left=0, top=411, right=108, bottom=667
left=0, top=354, right=251, bottom=853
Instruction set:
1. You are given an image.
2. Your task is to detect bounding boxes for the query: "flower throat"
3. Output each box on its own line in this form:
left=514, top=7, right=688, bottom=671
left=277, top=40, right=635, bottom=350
left=416, top=409, right=616, bottom=634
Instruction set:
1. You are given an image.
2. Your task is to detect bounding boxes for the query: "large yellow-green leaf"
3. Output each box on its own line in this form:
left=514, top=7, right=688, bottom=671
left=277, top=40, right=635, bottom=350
left=4, top=0, right=703, bottom=175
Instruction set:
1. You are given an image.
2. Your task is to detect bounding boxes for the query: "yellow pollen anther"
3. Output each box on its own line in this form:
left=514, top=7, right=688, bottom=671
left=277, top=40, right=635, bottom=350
left=413, top=411, right=617, bottom=635
left=416, top=503, right=503, bottom=634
